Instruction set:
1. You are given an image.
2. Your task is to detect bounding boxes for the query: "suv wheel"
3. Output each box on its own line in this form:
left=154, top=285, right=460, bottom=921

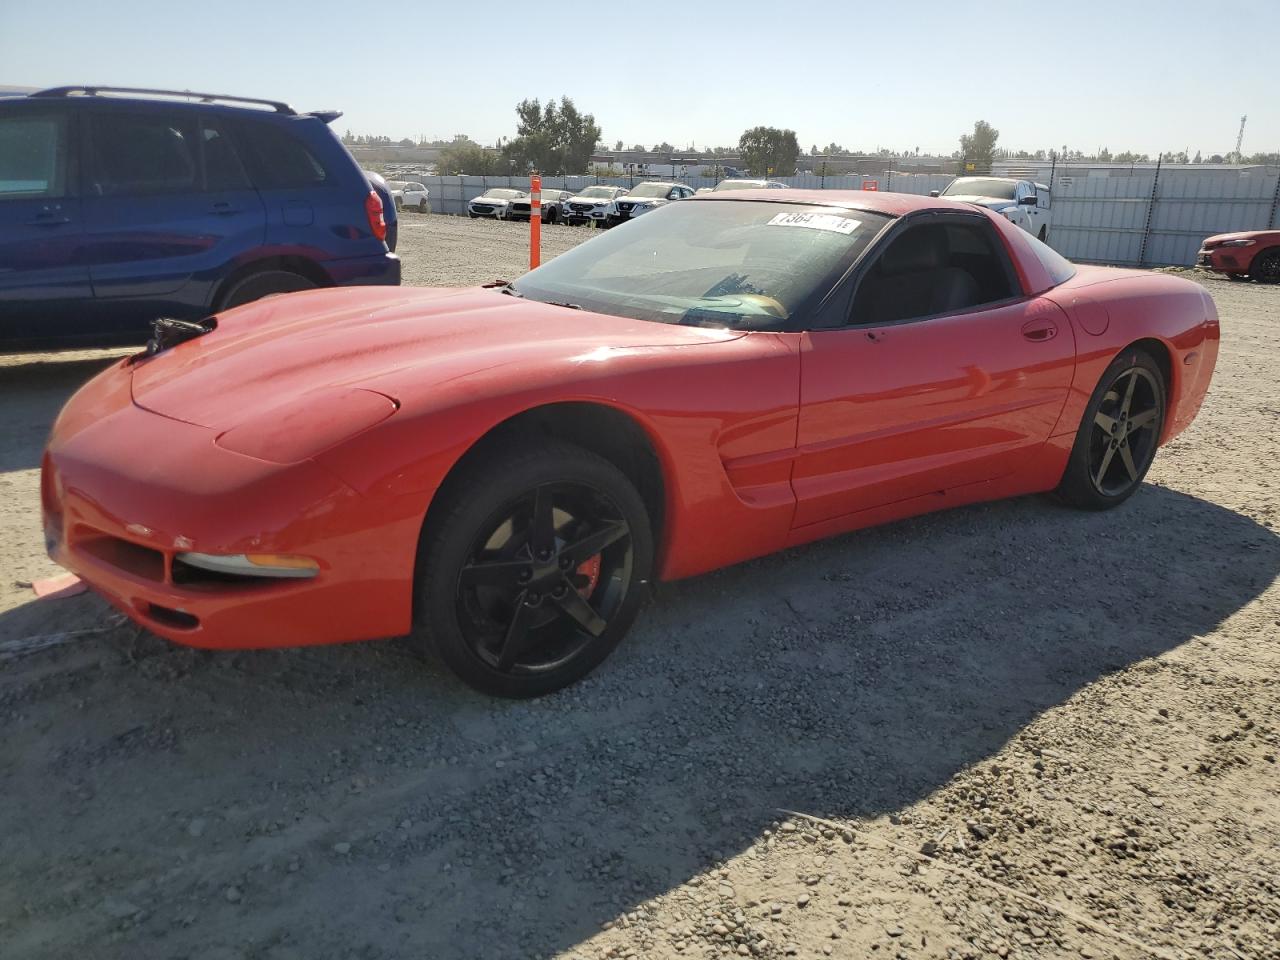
left=219, top=270, right=317, bottom=311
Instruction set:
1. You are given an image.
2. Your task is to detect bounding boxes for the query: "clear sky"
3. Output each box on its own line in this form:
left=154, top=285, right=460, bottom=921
left=2, top=0, right=1276, bottom=158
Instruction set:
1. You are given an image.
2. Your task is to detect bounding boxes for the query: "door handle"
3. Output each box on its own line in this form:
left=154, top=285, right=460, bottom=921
left=1021, top=320, right=1058, bottom=342
left=209, top=201, right=241, bottom=215
left=26, top=213, right=71, bottom=226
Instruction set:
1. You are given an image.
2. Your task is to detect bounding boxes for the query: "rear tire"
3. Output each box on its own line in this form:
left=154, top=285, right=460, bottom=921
left=1056, top=349, right=1166, bottom=510
left=1251, top=249, right=1280, bottom=284
left=415, top=440, right=653, bottom=698
left=394, top=197, right=403, bottom=212
left=419, top=199, right=430, bottom=213
left=218, top=270, right=317, bottom=311
left=1037, top=225, right=1048, bottom=242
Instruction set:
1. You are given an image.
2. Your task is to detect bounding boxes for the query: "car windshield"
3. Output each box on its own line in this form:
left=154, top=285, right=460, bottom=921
left=626, top=183, right=673, bottom=198
left=485, top=189, right=526, bottom=200
left=713, top=180, right=765, bottom=191
left=943, top=178, right=1017, bottom=200
left=510, top=201, right=889, bottom=330
left=577, top=186, right=616, bottom=199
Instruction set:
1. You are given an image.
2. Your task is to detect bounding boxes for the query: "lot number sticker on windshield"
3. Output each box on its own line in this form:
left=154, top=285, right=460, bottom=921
left=767, top=212, right=861, bottom=234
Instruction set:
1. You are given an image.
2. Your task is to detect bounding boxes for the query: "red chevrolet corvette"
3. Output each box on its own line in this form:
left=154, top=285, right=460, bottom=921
left=42, top=191, right=1219, bottom=697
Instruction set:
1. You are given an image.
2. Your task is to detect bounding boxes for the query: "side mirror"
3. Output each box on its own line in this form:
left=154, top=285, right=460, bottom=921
left=1018, top=195, right=1038, bottom=205
left=929, top=189, right=940, bottom=198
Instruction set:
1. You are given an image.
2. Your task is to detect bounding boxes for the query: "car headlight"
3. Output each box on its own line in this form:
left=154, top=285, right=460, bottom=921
left=176, top=552, right=320, bottom=579
left=1221, top=239, right=1256, bottom=247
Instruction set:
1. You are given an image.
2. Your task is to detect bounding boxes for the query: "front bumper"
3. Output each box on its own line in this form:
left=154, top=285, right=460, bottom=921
left=1196, top=247, right=1248, bottom=274
left=468, top=203, right=507, bottom=218
left=612, top=205, right=645, bottom=222
left=41, top=362, right=419, bottom=649
left=564, top=204, right=609, bottom=224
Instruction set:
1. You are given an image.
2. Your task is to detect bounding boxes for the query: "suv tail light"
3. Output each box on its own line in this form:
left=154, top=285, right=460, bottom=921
left=365, top=190, right=387, bottom=242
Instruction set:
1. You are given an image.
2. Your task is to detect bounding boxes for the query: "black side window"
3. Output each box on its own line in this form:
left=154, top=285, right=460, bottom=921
left=850, top=219, right=1018, bottom=326
left=89, top=112, right=198, bottom=197
left=234, top=120, right=327, bottom=189
left=0, top=111, right=70, bottom=200
left=201, top=118, right=250, bottom=191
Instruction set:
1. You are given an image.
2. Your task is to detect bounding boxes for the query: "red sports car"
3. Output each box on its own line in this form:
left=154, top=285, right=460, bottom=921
left=1196, top=229, right=1280, bottom=283
left=42, top=191, right=1220, bottom=697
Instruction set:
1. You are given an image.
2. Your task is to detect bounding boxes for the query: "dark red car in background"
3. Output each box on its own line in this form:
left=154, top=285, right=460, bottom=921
left=1197, top=230, right=1280, bottom=282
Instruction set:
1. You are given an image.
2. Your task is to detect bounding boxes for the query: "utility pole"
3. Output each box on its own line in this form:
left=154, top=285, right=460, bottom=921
left=1233, top=115, right=1247, bottom=163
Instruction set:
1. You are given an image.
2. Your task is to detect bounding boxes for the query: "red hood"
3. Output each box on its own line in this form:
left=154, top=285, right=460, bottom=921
left=1203, top=230, right=1280, bottom=246
left=130, top=286, right=742, bottom=430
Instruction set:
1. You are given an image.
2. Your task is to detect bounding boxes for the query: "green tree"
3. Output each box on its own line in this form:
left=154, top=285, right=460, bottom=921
left=614, top=139, right=623, bottom=151
left=501, top=96, right=602, bottom=175
left=737, top=126, right=800, bottom=177
left=653, top=141, right=675, bottom=154
left=436, top=143, right=511, bottom=176
left=958, top=120, right=999, bottom=171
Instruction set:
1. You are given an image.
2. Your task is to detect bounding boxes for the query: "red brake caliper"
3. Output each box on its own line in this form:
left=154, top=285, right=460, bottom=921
left=576, top=555, right=602, bottom=597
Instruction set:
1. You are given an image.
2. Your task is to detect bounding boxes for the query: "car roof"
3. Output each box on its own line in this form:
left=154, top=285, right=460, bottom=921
left=689, top=189, right=965, bottom=218
left=17, top=85, right=342, bottom=122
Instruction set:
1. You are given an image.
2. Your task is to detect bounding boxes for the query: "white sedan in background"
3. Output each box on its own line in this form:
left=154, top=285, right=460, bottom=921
left=468, top=188, right=528, bottom=220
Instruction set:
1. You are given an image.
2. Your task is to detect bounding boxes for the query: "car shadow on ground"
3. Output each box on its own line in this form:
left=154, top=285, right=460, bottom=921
left=0, top=484, right=1277, bottom=959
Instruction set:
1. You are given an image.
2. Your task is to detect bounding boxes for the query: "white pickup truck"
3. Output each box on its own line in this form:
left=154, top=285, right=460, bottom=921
left=932, top=177, right=1051, bottom=243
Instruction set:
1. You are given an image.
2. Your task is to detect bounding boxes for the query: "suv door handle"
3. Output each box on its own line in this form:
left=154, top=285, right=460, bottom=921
left=209, top=201, right=241, bottom=215
left=1021, top=319, right=1058, bottom=342
left=26, top=211, right=71, bottom=226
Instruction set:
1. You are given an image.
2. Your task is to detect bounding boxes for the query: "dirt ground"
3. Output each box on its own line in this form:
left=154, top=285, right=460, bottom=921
left=1, top=219, right=1277, bottom=960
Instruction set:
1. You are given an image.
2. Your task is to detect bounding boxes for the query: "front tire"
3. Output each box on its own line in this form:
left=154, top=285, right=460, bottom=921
left=419, top=199, right=430, bottom=213
left=1251, top=249, right=1280, bottom=284
left=1056, top=349, right=1166, bottom=510
left=415, top=440, right=654, bottom=698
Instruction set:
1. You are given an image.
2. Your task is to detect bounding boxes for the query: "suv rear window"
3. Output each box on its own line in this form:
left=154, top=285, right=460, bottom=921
left=0, top=112, right=69, bottom=199
left=235, top=120, right=328, bottom=189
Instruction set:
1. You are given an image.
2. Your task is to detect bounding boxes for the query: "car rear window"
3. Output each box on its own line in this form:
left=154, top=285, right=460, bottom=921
left=1023, top=232, right=1076, bottom=284
left=235, top=119, right=328, bottom=189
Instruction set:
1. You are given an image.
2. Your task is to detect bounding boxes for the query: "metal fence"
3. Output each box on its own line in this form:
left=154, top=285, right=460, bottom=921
left=403, top=164, right=1280, bottom=268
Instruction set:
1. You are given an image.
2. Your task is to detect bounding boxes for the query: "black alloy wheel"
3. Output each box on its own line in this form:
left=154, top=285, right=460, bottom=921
left=417, top=441, right=652, bottom=698
left=457, top=482, right=632, bottom=673
left=1057, top=350, right=1166, bottom=509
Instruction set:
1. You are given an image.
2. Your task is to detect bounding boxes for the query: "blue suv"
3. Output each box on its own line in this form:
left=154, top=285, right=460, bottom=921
left=0, top=86, right=401, bottom=348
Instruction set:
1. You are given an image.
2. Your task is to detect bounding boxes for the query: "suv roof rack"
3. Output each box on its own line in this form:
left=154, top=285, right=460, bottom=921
left=30, top=86, right=297, bottom=115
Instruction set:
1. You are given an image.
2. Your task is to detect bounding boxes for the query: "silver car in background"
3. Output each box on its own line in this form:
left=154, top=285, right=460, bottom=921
left=507, top=189, right=569, bottom=223
left=607, top=181, right=697, bottom=227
